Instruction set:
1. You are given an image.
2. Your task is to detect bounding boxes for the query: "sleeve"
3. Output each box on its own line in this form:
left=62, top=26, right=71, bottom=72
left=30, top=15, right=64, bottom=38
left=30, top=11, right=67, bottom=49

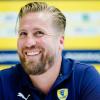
left=80, top=66, right=100, bottom=100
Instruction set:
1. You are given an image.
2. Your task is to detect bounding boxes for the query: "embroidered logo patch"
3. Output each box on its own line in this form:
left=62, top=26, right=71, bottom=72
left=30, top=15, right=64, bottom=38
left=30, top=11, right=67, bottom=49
left=57, top=88, right=68, bottom=100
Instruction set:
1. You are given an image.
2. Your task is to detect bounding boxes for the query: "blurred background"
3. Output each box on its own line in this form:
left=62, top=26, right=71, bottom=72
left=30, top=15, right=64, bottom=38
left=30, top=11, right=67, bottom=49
left=0, top=0, right=100, bottom=72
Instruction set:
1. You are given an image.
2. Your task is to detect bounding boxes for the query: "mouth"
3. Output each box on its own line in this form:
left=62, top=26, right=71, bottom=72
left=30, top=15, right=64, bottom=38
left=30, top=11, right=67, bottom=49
left=24, top=50, right=41, bottom=59
left=25, top=51, right=41, bottom=56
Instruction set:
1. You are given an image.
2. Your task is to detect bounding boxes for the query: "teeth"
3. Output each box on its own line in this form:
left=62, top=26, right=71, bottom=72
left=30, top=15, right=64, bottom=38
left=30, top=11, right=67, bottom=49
left=26, top=52, right=39, bottom=56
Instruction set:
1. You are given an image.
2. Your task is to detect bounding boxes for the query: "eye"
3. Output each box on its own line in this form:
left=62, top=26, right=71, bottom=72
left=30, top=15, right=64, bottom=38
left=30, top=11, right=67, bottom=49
left=18, top=31, right=27, bottom=38
left=34, top=31, right=45, bottom=37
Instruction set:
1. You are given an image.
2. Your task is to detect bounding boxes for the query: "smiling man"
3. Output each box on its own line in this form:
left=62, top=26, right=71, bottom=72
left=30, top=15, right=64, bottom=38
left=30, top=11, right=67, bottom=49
left=0, top=2, right=100, bottom=100
left=18, top=11, right=63, bottom=76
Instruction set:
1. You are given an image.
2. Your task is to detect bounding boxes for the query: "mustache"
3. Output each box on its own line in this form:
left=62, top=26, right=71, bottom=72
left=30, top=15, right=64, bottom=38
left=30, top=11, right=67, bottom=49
left=22, top=45, right=45, bottom=53
left=23, top=45, right=42, bottom=50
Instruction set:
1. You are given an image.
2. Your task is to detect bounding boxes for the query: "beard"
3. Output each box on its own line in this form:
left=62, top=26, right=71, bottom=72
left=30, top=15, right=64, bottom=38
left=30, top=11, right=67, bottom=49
left=18, top=50, right=54, bottom=75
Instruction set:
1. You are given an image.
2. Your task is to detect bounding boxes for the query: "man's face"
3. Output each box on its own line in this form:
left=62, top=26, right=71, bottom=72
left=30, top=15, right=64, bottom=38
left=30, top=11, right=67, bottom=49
left=17, top=12, right=64, bottom=75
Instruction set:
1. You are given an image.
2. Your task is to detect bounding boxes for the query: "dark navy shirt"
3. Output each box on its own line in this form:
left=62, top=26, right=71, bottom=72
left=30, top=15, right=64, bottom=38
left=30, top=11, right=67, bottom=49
left=0, top=58, right=100, bottom=100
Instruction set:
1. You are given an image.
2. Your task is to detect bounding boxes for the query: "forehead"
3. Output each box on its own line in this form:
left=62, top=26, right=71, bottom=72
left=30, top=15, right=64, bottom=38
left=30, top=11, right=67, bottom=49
left=19, top=12, right=56, bottom=32
left=19, top=12, right=52, bottom=26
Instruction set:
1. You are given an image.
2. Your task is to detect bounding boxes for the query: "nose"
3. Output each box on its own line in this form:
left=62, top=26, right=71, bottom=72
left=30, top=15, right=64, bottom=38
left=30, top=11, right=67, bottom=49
left=25, top=35, right=36, bottom=48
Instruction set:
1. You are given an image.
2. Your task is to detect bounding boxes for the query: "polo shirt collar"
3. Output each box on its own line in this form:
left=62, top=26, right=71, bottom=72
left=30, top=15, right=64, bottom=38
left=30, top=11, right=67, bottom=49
left=16, top=56, right=74, bottom=90
left=51, top=56, right=74, bottom=89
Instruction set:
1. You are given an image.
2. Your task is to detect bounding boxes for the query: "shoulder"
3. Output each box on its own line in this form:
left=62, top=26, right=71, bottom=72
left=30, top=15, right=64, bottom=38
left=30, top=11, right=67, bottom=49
left=0, top=64, right=19, bottom=78
left=64, top=58, right=100, bottom=99
left=0, top=64, right=22, bottom=85
left=64, top=58, right=99, bottom=77
left=72, top=60, right=100, bottom=80
left=62, top=57, right=94, bottom=75
left=0, top=65, right=19, bottom=97
left=68, top=59, right=100, bottom=99
left=71, top=60, right=100, bottom=84
left=63, top=57, right=100, bottom=87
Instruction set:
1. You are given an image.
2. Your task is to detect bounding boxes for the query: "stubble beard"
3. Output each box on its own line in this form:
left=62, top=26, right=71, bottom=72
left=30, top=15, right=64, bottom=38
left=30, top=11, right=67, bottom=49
left=19, top=51, right=54, bottom=75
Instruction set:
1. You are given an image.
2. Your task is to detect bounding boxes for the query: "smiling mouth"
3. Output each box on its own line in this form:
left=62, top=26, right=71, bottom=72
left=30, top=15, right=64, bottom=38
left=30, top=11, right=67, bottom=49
left=25, top=51, right=41, bottom=56
left=24, top=51, right=41, bottom=61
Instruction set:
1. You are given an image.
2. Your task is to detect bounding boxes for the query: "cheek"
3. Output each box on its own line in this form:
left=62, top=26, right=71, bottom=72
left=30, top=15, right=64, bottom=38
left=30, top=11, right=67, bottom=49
left=40, top=38, right=53, bottom=48
left=17, top=39, right=24, bottom=52
left=38, top=38, right=48, bottom=47
left=38, top=38, right=54, bottom=54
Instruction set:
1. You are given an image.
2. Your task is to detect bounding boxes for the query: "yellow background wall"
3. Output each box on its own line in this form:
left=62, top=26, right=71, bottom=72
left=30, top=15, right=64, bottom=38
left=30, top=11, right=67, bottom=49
left=0, top=0, right=100, bottom=72
left=0, top=1, right=100, bottom=50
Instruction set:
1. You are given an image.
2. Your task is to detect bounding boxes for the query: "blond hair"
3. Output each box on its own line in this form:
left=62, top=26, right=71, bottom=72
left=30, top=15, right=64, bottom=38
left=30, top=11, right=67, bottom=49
left=18, top=2, right=66, bottom=34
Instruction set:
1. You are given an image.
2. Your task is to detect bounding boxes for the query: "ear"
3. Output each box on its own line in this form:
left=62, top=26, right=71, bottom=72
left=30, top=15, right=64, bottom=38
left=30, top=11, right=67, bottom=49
left=59, top=35, right=64, bottom=50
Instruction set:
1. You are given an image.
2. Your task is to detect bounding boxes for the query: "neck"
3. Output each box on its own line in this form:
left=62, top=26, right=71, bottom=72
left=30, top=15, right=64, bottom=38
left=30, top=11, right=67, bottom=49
left=29, top=57, right=62, bottom=94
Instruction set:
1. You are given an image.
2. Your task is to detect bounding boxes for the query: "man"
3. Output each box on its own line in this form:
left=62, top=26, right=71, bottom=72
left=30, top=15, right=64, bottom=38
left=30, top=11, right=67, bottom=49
left=0, top=2, right=100, bottom=100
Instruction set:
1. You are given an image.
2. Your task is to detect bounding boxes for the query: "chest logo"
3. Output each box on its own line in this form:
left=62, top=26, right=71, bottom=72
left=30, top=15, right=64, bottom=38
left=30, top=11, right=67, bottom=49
left=57, top=88, right=68, bottom=100
left=17, top=92, right=30, bottom=100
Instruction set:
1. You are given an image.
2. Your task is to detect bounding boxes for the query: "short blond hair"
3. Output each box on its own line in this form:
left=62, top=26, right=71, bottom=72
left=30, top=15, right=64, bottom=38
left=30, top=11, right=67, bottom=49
left=18, top=2, right=66, bottom=34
